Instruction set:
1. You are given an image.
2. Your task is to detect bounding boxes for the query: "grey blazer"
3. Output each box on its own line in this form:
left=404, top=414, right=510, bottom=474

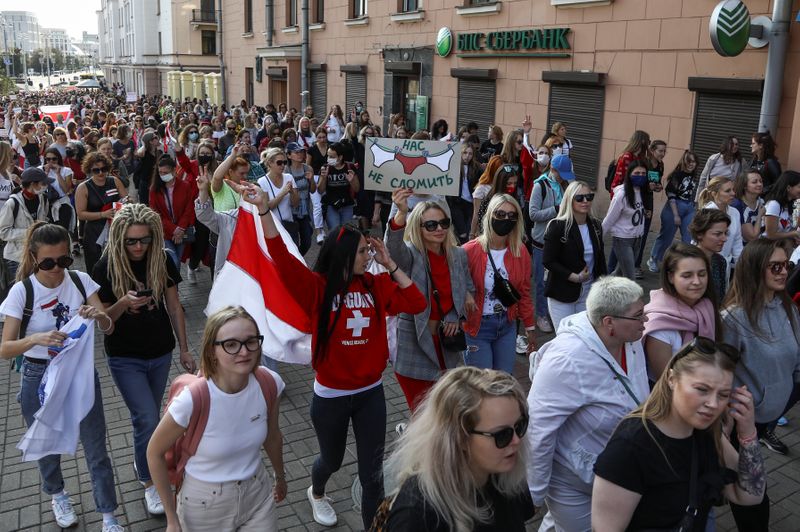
left=385, top=225, right=474, bottom=381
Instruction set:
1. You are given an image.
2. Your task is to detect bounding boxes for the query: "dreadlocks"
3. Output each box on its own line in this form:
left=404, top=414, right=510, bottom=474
left=103, top=203, right=168, bottom=301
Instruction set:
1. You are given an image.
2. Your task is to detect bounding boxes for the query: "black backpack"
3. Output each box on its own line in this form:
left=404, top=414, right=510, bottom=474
left=604, top=160, right=617, bottom=192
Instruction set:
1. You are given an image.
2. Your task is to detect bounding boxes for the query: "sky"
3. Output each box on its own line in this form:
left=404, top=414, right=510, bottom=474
left=0, top=0, right=102, bottom=41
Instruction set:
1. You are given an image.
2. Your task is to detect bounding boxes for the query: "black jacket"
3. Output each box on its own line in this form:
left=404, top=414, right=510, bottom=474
left=543, top=216, right=606, bottom=303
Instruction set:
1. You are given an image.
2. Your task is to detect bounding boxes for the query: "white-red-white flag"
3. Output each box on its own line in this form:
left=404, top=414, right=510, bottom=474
left=206, top=202, right=312, bottom=364
left=39, top=105, right=73, bottom=124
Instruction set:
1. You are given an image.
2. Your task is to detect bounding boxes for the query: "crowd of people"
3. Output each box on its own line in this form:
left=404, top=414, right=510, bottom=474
left=0, top=86, right=798, bottom=532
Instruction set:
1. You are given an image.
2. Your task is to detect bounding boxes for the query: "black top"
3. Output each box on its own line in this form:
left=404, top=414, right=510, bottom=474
left=542, top=217, right=606, bottom=303
left=750, top=157, right=782, bottom=196
left=322, top=164, right=354, bottom=208
left=387, top=476, right=535, bottom=532
left=594, top=418, right=736, bottom=532
left=83, top=178, right=122, bottom=246
left=666, top=170, right=696, bottom=202
left=308, top=144, right=327, bottom=175
left=22, top=140, right=41, bottom=167
left=479, top=140, right=503, bottom=163
left=92, top=251, right=181, bottom=359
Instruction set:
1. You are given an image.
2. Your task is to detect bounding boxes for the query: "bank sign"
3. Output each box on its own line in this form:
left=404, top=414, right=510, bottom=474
left=436, top=26, right=571, bottom=58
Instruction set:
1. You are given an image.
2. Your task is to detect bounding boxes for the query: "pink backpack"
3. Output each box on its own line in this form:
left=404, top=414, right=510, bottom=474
left=164, top=367, right=278, bottom=494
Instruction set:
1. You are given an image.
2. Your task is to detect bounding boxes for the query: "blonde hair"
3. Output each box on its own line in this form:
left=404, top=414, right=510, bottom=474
left=385, top=366, right=529, bottom=532
left=0, top=141, right=13, bottom=175
left=200, top=306, right=261, bottom=380
left=103, top=204, right=168, bottom=302
left=404, top=201, right=458, bottom=253
left=477, top=194, right=525, bottom=257
left=260, top=146, right=285, bottom=166
left=551, top=180, right=593, bottom=238
left=696, top=176, right=732, bottom=209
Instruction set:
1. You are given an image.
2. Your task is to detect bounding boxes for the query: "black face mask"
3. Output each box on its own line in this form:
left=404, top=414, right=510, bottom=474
left=491, top=218, right=515, bottom=237
left=198, top=154, right=213, bottom=165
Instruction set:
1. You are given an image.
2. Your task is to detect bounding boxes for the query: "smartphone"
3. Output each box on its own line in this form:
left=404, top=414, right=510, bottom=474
left=135, top=289, right=153, bottom=297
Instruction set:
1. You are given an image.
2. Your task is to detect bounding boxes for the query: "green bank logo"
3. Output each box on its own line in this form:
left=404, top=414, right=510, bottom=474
left=436, top=27, right=453, bottom=57
left=710, top=0, right=751, bottom=57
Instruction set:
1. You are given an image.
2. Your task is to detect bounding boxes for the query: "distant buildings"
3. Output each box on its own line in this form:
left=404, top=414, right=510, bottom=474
left=1, top=10, right=42, bottom=53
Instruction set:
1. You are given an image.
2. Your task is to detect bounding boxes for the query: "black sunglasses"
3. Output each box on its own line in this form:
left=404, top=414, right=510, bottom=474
left=493, top=210, right=518, bottom=221
left=44, top=157, right=59, bottom=162
left=421, top=218, right=451, bottom=232
left=574, top=193, right=595, bottom=203
left=470, top=415, right=529, bottom=449
left=124, top=236, right=154, bottom=247
left=36, top=255, right=73, bottom=271
left=671, top=336, right=740, bottom=367
left=274, top=160, right=288, bottom=166
left=91, top=166, right=109, bottom=174
left=214, top=335, right=264, bottom=356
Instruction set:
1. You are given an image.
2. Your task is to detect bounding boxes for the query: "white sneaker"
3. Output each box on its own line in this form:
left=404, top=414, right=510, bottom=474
left=144, top=486, right=165, bottom=515
left=316, top=232, right=325, bottom=245
left=51, top=493, right=78, bottom=528
left=395, top=422, right=407, bottom=436
left=536, top=315, right=554, bottom=333
left=102, top=520, right=125, bottom=532
left=307, top=485, right=337, bottom=526
left=515, top=334, right=528, bottom=354
left=187, top=267, right=197, bottom=285
left=646, top=256, right=659, bottom=273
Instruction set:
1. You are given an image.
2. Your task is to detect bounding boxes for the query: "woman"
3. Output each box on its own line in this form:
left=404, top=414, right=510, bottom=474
left=210, top=149, right=250, bottom=212
left=297, top=116, right=315, bottom=149
left=177, top=123, right=200, bottom=159
left=630, top=140, right=666, bottom=277
left=385, top=188, right=476, bottom=410
left=257, top=147, right=300, bottom=245
left=762, top=170, right=800, bottom=243
left=133, top=131, right=160, bottom=205
left=241, top=179, right=425, bottom=529
left=697, top=176, right=743, bottom=274
left=318, top=142, right=359, bottom=230
left=464, top=195, right=535, bottom=373
left=306, top=126, right=329, bottom=243
left=50, top=127, right=70, bottom=159
left=76, top=152, right=128, bottom=275
left=149, top=155, right=196, bottom=268
left=731, top=169, right=765, bottom=244
left=325, top=105, right=345, bottom=143
left=697, top=135, right=743, bottom=193
left=479, top=125, right=504, bottom=163
left=528, top=276, right=649, bottom=532
left=609, top=130, right=650, bottom=192
left=281, top=127, right=298, bottom=146
left=387, top=113, right=406, bottom=139
left=91, top=203, right=195, bottom=516
left=431, top=119, right=449, bottom=141
left=529, top=153, right=575, bottom=333
left=98, top=137, right=130, bottom=189
left=603, top=160, right=647, bottom=280
left=690, top=209, right=731, bottom=303
left=175, top=140, right=216, bottom=280
left=147, top=306, right=287, bottom=532
left=722, top=239, right=800, bottom=529
left=448, top=144, right=482, bottom=243
left=543, top=181, right=606, bottom=331
left=285, top=142, right=316, bottom=255
left=648, top=150, right=699, bottom=270
left=476, top=129, right=523, bottom=195
left=384, top=367, right=534, bottom=531
left=749, top=131, right=782, bottom=195
left=40, top=147, right=75, bottom=232
left=643, top=242, right=721, bottom=380
left=472, top=163, right=521, bottom=240
left=112, top=124, right=136, bottom=177
left=13, top=121, right=41, bottom=169
left=544, top=121, right=573, bottom=158
left=593, top=339, right=766, bottom=531
left=0, top=223, right=124, bottom=532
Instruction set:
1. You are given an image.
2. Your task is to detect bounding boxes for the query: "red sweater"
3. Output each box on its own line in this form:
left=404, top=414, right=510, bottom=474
left=149, top=179, right=196, bottom=239
left=175, top=150, right=200, bottom=199
left=266, top=235, right=427, bottom=390
left=609, top=151, right=636, bottom=198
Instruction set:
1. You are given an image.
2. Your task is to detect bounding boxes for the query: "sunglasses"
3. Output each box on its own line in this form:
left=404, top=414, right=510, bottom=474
left=671, top=336, right=740, bottom=367
left=91, top=166, right=109, bottom=174
left=574, top=193, right=595, bottom=203
left=470, top=415, right=528, bottom=449
left=214, top=335, right=264, bottom=356
left=768, top=260, right=789, bottom=275
left=421, top=218, right=452, bottom=232
left=44, top=157, right=59, bottom=162
left=274, top=160, right=288, bottom=166
left=36, top=255, right=74, bottom=271
left=502, top=164, right=519, bottom=173
left=493, top=210, right=518, bottom=221
left=124, top=236, right=154, bottom=247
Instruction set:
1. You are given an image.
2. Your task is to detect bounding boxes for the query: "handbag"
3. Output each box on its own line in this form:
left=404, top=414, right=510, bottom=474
left=487, top=249, right=520, bottom=308
left=46, top=184, right=61, bottom=203
left=427, top=264, right=467, bottom=352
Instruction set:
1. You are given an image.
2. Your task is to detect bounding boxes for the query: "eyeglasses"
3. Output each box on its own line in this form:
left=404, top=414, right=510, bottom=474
left=574, top=193, right=595, bottom=203
left=36, top=255, right=73, bottom=271
left=610, top=313, right=646, bottom=322
left=91, top=166, right=109, bottom=174
left=421, top=218, right=452, bottom=232
left=470, top=415, right=528, bottom=449
left=273, top=160, right=288, bottom=166
left=214, top=335, right=264, bottom=356
left=44, top=157, right=59, bottom=162
left=124, top=236, right=153, bottom=247
left=768, top=260, right=789, bottom=275
left=671, top=336, right=740, bottom=367
left=493, top=210, right=518, bottom=221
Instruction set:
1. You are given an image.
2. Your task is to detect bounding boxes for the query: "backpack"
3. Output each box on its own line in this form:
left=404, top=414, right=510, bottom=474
left=164, top=366, right=278, bottom=494
left=604, top=160, right=617, bottom=192
left=11, top=271, right=87, bottom=372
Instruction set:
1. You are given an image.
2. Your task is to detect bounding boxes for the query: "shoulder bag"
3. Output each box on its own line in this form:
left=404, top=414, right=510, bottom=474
left=427, top=262, right=467, bottom=352
left=487, top=249, right=520, bottom=308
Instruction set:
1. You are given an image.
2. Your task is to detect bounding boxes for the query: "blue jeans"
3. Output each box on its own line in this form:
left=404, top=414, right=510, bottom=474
left=532, top=246, right=548, bottom=319
left=107, top=353, right=172, bottom=483
left=464, top=313, right=518, bottom=374
left=165, top=240, right=185, bottom=268
left=19, top=360, right=118, bottom=513
left=325, top=204, right=354, bottom=230
left=650, top=199, right=695, bottom=264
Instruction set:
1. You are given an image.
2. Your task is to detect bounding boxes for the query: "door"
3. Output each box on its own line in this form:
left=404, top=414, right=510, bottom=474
left=457, top=79, right=496, bottom=140
left=270, top=79, right=287, bottom=107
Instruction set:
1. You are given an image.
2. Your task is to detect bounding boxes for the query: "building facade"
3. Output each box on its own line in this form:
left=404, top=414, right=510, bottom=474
left=98, top=0, right=220, bottom=96
left=42, top=28, right=70, bottom=55
left=221, top=0, right=800, bottom=189
left=1, top=11, right=41, bottom=53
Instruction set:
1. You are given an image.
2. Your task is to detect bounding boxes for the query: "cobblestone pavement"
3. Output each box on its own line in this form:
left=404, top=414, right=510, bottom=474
left=1, top=236, right=799, bottom=531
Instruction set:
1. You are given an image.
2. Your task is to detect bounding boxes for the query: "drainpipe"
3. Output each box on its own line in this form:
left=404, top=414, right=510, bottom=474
left=301, top=0, right=309, bottom=109
left=218, top=8, right=226, bottom=106
left=758, top=0, right=792, bottom=134
left=266, top=0, right=274, bottom=47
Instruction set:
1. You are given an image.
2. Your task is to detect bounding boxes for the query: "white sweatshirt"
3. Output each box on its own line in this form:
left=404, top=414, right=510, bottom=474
left=602, top=185, right=645, bottom=239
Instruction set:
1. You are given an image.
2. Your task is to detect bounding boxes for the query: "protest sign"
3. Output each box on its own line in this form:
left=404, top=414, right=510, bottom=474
left=363, top=138, right=462, bottom=196
left=126, top=92, right=138, bottom=103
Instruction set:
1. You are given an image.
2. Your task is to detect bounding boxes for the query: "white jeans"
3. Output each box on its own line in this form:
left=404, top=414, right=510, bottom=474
left=547, top=281, right=591, bottom=334
left=538, top=461, right=593, bottom=532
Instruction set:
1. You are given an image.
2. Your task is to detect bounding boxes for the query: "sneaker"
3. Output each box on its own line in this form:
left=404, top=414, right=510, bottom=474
left=777, top=416, right=789, bottom=427
left=187, top=267, right=197, bottom=285
left=102, top=520, right=125, bottom=532
left=515, top=334, right=528, bottom=354
left=51, top=493, right=78, bottom=528
left=144, top=486, right=165, bottom=515
left=72, top=242, right=82, bottom=256
left=307, top=485, right=337, bottom=526
left=634, top=268, right=644, bottom=280
left=536, top=315, right=554, bottom=334
left=395, top=422, right=407, bottom=436
left=760, top=429, right=789, bottom=455
left=316, top=232, right=325, bottom=245
left=646, top=256, right=659, bottom=273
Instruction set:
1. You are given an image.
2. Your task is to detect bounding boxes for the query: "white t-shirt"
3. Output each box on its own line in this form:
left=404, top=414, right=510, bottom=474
left=44, top=166, right=74, bottom=198
left=0, top=171, right=13, bottom=211
left=483, top=248, right=509, bottom=315
left=168, top=369, right=286, bottom=483
left=0, top=271, right=99, bottom=360
left=578, top=223, right=594, bottom=281
left=258, top=173, right=298, bottom=225
left=763, top=200, right=793, bottom=234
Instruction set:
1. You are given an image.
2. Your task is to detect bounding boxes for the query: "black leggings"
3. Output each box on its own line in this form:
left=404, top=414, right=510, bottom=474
left=188, top=220, right=211, bottom=270
left=310, top=384, right=386, bottom=529
left=54, top=203, right=72, bottom=232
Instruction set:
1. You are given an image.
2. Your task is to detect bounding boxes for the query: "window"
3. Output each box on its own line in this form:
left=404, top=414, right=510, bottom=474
left=201, top=30, right=216, bottom=55
left=313, top=0, right=324, bottom=23
left=310, top=69, right=327, bottom=119
left=457, top=78, right=496, bottom=140
left=351, top=0, right=366, bottom=18
left=399, top=0, right=417, bottom=11
left=345, top=72, right=367, bottom=116
left=245, top=68, right=254, bottom=108
left=158, top=32, right=162, bottom=55
left=468, top=0, right=492, bottom=4
left=244, top=0, right=253, bottom=33
left=287, top=0, right=297, bottom=26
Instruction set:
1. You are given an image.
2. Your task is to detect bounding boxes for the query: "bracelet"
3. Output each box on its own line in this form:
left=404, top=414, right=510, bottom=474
left=258, top=208, right=269, bottom=216
left=738, top=430, right=758, bottom=445
left=98, top=315, right=113, bottom=333
left=389, top=264, right=399, bottom=275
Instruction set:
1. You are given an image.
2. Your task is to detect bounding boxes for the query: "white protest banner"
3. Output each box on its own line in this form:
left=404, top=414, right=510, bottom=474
left=364, top=138, right=462, bottom=196
left=126, top=91, right=138, bottom=103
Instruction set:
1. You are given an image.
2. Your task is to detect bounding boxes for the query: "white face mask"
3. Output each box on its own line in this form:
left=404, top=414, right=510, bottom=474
left=537, top=153, right=550, bottom=166
left=160, top=173, right=174, bottom=183
left=35, top=185, right=48, bottom=196
left=327, top=157, right=338, bottom=166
